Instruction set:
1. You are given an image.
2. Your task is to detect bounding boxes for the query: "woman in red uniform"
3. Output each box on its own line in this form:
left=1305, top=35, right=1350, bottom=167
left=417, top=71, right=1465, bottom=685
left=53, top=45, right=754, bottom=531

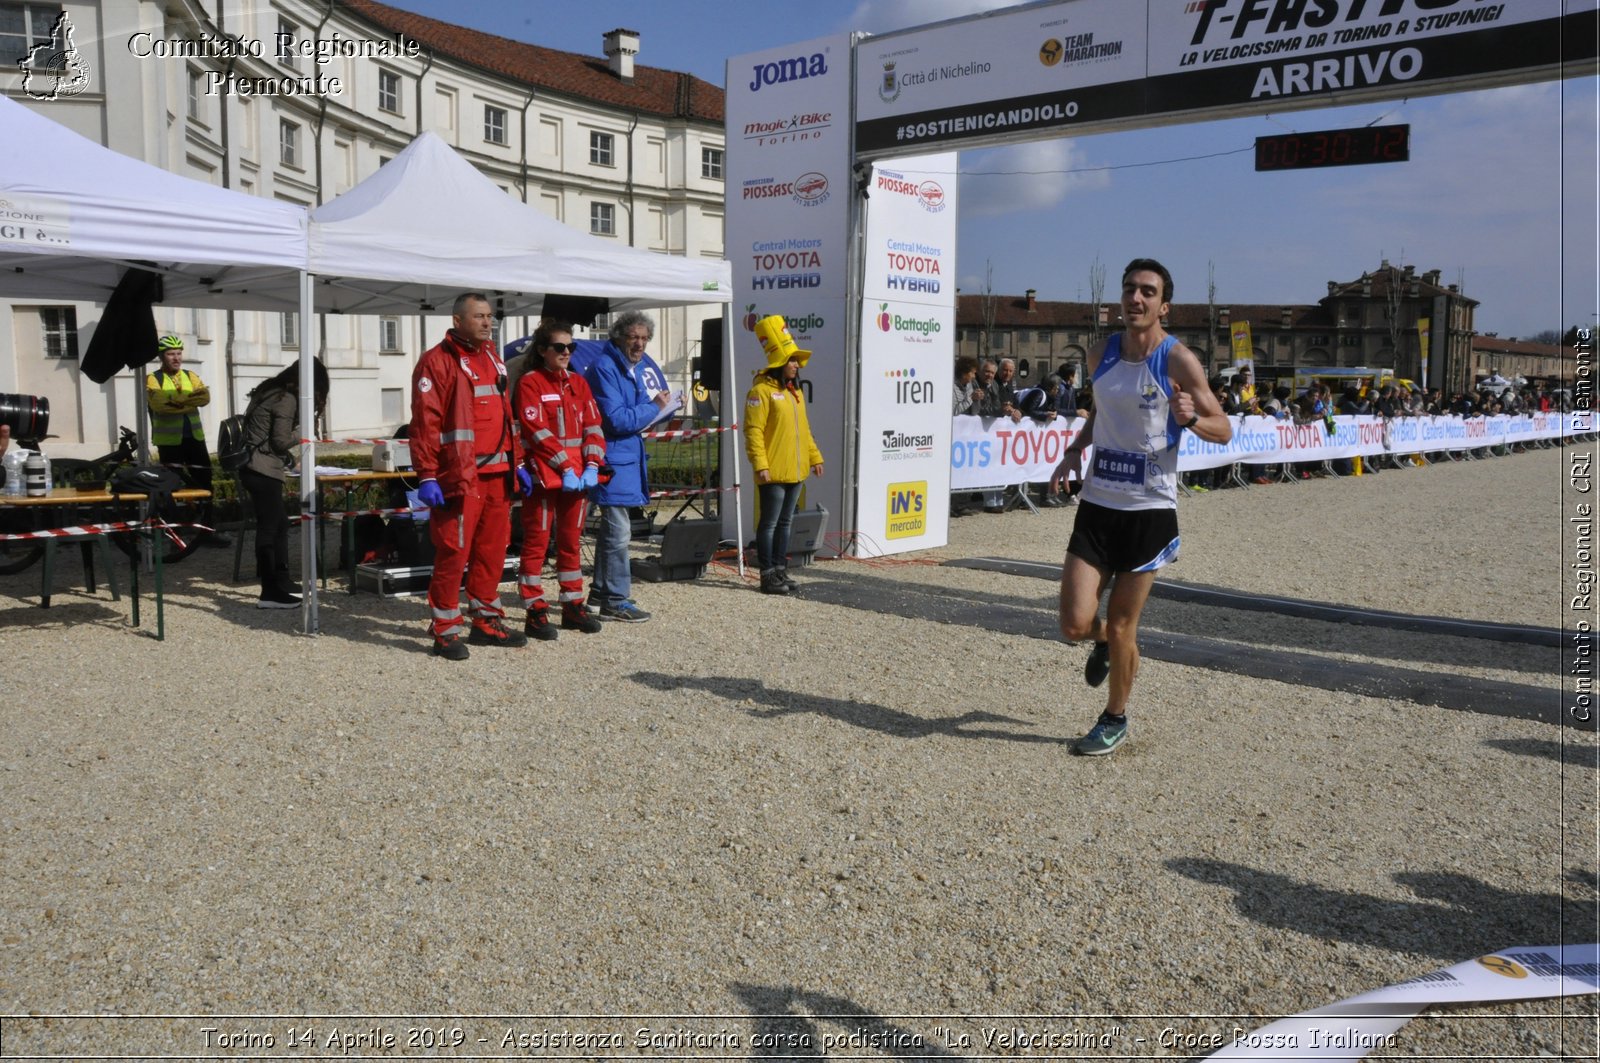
left=516, top=321, right=606, bottom=639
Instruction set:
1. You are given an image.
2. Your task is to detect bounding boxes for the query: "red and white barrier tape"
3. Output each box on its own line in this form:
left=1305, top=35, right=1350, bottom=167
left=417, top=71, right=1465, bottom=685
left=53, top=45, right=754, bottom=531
left=0, top=518, right=209, bottom=548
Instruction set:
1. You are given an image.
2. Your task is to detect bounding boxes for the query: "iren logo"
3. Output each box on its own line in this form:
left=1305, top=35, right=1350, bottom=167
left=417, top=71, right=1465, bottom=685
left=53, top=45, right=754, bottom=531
left=749, top=52, right=828, bottom=93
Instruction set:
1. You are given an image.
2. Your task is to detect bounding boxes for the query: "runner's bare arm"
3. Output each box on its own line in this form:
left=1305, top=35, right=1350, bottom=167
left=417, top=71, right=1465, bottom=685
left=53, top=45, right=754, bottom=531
left=1167, top=343, right=1233, bottom=444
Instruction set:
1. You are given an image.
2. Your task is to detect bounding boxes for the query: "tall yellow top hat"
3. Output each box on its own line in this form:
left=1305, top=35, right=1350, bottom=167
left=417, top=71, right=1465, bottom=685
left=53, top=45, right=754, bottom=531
left=754, top=315, right=811, bottom=369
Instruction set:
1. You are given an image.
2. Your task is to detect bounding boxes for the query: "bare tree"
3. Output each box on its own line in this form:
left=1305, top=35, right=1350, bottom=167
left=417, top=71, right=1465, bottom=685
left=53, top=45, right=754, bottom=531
left=979, top=259, right=998, bottom=362
left=1087, top=256, right=1106, bottom=347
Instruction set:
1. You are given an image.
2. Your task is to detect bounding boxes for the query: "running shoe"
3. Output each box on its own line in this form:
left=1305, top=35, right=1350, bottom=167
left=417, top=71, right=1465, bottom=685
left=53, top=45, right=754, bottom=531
left=598, top=599, right=651, bottom=623
left=1083, top=641, right=1111, bottom=688
left=1073, top=711, right=1128, bottom=756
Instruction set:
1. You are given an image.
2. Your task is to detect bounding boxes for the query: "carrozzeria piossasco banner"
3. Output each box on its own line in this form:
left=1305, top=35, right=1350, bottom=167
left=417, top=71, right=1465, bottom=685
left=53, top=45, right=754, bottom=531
left=950, top=412, right=1586, bottom=490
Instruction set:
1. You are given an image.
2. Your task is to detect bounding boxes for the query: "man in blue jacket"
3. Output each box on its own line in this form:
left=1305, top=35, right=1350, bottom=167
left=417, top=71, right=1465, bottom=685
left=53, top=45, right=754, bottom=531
left=584, top=311, right=675, bottom=622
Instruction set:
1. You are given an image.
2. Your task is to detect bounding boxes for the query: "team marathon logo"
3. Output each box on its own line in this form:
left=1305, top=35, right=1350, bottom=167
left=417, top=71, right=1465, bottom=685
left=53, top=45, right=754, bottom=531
left=740, top=173, right=831, bottom=208
left=750, top=237, right=823, bottom=291
left=1038, top=30, right=1125, bottom=67
left=741, top=111, right=832, bottom=147
left=19, top=12, right=92, bottom=101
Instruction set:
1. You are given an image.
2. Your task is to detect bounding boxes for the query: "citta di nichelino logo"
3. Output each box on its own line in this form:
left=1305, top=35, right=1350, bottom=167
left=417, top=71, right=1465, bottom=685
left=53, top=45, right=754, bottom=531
left=19, top=11, right=92, bottom=101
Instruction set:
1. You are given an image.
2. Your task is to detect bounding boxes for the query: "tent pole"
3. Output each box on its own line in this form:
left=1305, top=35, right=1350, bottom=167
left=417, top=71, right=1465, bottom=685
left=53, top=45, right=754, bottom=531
left=724, top=308, right=743, bottom=578
left=299, top=270, right=319, bottom=635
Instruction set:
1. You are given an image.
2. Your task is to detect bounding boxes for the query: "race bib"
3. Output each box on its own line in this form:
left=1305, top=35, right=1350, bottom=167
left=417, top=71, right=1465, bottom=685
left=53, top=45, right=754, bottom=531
left=1092, top=448, right=1146, bottom=486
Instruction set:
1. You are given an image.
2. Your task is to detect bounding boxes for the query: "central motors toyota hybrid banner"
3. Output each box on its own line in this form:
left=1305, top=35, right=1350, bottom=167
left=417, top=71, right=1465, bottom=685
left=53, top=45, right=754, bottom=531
left=854, top=152, right=958, bottom=557
left=855, top=0, right=1595, bottom=156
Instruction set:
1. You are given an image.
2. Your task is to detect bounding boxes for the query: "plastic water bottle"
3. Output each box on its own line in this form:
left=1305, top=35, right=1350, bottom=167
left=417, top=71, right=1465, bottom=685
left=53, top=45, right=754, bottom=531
left=2, top=447, right=27, bottom=496
left=23, top=452, right=48, bottom=496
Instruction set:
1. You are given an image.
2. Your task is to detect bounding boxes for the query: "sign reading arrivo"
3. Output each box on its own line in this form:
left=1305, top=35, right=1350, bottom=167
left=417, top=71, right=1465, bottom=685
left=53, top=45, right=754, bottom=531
left=854, top=0, right=1595, bottom=158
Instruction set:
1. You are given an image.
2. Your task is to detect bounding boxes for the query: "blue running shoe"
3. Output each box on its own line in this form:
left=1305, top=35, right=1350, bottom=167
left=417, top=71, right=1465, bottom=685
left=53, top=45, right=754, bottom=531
left=1073, top=711, right=1127, bottom=756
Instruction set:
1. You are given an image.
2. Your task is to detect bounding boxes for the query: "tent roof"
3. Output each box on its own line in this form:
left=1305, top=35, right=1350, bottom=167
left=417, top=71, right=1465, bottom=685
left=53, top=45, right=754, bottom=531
left=0, top=96, right=308, bottom=311
left=306, top=132, right=731, bottom=315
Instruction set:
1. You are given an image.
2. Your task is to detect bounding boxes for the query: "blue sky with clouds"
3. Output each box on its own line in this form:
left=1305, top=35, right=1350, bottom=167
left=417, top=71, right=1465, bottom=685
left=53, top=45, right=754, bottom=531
left=397, top=0, right=1598, bottom=339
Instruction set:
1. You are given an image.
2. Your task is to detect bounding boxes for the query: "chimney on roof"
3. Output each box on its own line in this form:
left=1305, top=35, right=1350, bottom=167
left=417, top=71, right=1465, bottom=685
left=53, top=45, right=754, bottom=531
left=1327, top=281, right=1338, bottom=295
left=1281, top=306, right=1292, bottom=328
left=603, top=28, right=640, bottom=81
left=1025, top=289, right=1037, bottom=312
left=1423, top=269, right=1441, bottom=287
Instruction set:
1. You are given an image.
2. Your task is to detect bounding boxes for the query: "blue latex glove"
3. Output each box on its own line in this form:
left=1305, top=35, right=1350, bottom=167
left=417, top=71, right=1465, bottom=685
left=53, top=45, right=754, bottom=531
left=416, top=479, right=446, bottom=509
left=516, top=466, right=534, bottom=497
left=560, top=469, right=583, bottom=492
left=581, top=465, right=599, bottom=489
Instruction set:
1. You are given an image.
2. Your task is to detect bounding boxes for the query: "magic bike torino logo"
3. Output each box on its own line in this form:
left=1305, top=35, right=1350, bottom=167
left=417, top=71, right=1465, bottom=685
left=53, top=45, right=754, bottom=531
left=874, top=170, right=946, bottom=214
left=880, top=428, right=935, bottom=461
left=741, top=111, right=833, bottom=148
left=885, top=481, right=928, bottom=540
left=884, top=368, right=933, bottom=406
left=19, top=11, right=92, bottom=100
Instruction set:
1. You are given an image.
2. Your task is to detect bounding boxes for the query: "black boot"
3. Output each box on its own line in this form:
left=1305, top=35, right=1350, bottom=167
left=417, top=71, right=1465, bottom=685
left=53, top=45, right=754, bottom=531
left=525, top=603, right=560, bottom=641
left=562, top=598, right=602, bottom=633
left=257, top=547, right=299, bottom=609
left=777, top=568, right=799, bottom=591
left=760, top=569, right=791, bottom=595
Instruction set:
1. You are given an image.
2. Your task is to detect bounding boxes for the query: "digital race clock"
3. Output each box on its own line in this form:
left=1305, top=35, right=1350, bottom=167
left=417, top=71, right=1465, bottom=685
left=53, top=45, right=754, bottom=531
left=1254, top=124, right=1410, bottom=172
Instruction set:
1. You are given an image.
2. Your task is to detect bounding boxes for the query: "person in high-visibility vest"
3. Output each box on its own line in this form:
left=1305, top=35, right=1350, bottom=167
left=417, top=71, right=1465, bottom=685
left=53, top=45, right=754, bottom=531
left=145, top=334, right=229, bottom=546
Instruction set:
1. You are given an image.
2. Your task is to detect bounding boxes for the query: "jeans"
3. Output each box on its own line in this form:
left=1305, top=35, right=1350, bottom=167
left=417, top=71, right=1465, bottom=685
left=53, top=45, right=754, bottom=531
left=756, top=480, right=802, bottom=571
left=590, top=503, right=634, bottom=606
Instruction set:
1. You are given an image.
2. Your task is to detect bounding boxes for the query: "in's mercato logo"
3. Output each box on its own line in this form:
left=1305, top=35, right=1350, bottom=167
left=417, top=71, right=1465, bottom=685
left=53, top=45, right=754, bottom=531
left=748, top=50, right=827, bottom=93
left=885, top=481, right=928, bottom=540
left=881, top=429, right=935, bottom=461
left=884, top=368, right=933, bottom=405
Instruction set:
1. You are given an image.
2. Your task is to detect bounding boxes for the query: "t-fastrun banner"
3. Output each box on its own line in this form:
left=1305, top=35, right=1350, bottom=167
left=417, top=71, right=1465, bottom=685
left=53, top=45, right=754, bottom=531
left=855, top=0, right=1597, bottom=157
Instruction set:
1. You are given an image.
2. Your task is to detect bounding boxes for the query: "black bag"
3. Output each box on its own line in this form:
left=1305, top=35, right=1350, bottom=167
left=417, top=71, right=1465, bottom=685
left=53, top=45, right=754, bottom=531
left=216, top=414, right=250, bottom=471
left=109, top=464, right=184, bottom=522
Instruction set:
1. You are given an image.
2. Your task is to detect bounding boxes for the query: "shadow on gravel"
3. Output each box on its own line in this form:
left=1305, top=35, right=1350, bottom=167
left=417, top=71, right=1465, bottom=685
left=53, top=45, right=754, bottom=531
left=0, top=600, right=122, bottom=629
left=1485, top=737, right=1600, bottom=770
left=730, top=983, right=961, bottom=1059
left=630, top=671, right=1067, bottom=745
left=1168, top=858, right=1594, bottom=960
left=787, top=567, right=1581, bottom=730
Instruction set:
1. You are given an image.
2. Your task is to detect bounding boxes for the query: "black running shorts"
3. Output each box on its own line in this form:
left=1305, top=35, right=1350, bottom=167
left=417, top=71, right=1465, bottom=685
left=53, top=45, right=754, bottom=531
left=1067, top=500, right=1181, bottom=573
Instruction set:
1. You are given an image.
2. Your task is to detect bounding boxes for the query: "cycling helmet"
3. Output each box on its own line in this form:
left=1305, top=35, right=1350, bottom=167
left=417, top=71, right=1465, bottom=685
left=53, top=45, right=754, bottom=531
left=157, top=334, right=184, bottom=352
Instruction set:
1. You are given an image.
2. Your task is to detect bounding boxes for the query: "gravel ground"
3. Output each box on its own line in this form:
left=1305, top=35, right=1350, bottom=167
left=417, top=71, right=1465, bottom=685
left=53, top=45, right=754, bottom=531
left=0, top=445, right=1594, bottom=1059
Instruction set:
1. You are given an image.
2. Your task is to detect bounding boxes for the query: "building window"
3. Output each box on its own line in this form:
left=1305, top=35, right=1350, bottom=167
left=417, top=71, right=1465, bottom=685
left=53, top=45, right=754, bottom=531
left=278, top=118, right=299, bottom=167
left=379, top=316, right=401, bottom=352
left=590, top=130, right=614, bottom=167
left=701, top=146, right=724, bottom=180
left=276, top=17, right=296, bottom=68
left=186, top=67, right=203, bottom=121
left=40, top=306, right=77, bottom=360
left=377, top=68, right=401, bottom=114
left=0, top=4, right=63, bottom=64
left=589, top=202, right=615, bottom=236
left=484, top=105, right=506, bottom=145
left=381, top=387, right=404, bottom=425
left=281, top=311, right=299, bottom=349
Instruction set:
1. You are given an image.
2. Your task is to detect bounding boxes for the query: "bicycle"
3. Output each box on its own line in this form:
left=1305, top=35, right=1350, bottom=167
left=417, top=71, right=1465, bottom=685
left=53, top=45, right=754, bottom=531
left=0, top=427, right=206, bottom=574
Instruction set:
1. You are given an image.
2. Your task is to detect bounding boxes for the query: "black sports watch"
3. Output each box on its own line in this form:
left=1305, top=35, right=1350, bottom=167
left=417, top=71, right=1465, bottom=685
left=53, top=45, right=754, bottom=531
left=1181, top=414, right=1200, bottom=429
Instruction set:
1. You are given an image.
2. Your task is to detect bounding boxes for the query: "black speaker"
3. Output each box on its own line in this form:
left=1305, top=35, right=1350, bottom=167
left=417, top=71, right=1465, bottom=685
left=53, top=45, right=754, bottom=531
left=699, top=317, right=723, bottom=391
left=541, top=294, right=610, bottom=327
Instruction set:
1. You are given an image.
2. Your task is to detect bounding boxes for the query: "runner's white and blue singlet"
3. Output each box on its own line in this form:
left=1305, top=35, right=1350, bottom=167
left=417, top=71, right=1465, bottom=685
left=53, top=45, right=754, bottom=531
left=1080, top=333, right=1183, bottom=512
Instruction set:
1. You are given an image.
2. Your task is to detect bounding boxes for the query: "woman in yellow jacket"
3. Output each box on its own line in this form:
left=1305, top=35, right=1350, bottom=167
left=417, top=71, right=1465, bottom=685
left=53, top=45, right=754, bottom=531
left=744, top=316, right=824, bottom=595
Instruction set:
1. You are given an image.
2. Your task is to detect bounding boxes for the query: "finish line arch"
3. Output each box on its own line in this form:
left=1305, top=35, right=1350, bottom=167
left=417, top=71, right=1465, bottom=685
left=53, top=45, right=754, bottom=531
left=723, top=0, right=1597, bottom=557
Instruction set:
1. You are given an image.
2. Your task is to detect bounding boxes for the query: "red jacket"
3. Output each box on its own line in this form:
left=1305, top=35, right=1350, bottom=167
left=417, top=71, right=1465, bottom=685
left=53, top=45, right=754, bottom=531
left=409, top=331, right=521, bottom=497
left=517, top=365, right=605, bottom=491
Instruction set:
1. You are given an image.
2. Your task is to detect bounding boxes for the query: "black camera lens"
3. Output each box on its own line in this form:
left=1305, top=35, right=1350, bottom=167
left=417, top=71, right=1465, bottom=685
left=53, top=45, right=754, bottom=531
left=0, top=393, right=49, bottom=439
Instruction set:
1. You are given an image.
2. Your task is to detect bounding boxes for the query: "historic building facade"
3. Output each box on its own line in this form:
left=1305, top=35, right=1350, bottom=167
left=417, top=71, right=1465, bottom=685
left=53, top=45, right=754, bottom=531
left=2, top=0, right=726, bottom=452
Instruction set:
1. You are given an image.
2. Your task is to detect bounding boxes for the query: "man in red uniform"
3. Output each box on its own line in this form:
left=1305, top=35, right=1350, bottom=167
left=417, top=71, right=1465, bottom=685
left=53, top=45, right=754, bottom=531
left=410, top=292, right=533, bottom=659
left=515, top=321, right=606, bottom=640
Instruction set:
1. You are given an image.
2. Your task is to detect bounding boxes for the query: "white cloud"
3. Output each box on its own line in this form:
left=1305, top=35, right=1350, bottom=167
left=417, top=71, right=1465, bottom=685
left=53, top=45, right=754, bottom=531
left=958, top=138, right=1110, bottom=218
left=843, top=0, right=1014, bottom=36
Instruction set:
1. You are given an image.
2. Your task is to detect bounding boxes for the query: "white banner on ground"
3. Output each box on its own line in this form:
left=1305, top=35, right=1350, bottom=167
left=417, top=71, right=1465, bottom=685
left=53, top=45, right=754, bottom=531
left=855, top=152, right=958, bottom=557
left=1206, top=943, right=1599, bottom=1061
left=724, top=35, right=854, bottom=552
left=951, top=413, right=1588, bottom=487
